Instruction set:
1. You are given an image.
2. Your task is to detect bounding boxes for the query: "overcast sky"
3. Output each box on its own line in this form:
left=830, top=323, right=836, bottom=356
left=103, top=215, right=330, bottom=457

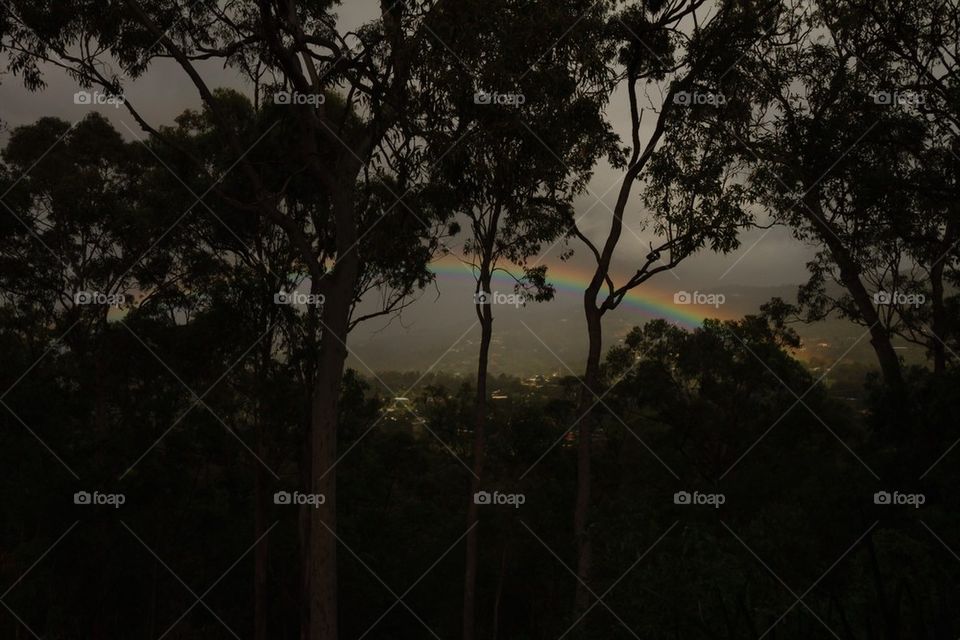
left=0, top=1, right=814, bottom=289
left=0, top=2, right=822, bottom=376
left=0, top=1, right=828, bottom=373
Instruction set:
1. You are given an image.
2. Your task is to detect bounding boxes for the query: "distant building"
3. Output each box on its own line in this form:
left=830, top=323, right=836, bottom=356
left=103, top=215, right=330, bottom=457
left=521, top=375, right=547, bottom=388
left=385, top=397, right=412, bottom=413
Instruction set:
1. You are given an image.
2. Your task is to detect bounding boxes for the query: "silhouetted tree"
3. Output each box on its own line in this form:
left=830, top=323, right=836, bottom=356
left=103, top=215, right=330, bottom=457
left=413, top=1, right=616, bottom=635
left=0, top=4, right=454, bottom=637
left=568, top=0, right=764, bottom=610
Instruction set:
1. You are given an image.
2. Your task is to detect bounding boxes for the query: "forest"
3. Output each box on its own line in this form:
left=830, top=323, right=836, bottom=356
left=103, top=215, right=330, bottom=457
left=1, top=0, right=959, bottom=638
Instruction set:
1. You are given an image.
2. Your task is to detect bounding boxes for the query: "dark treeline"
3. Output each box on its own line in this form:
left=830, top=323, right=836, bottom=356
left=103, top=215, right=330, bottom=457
left=1, top=0, right=959, bottom=639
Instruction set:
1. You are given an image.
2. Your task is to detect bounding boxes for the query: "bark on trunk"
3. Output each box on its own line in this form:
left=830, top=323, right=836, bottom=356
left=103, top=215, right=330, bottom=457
left=254, top=399, right=269, bottom=640
left=837, top=258, right=906, bottom=403
left=491, top=542, right=508, bottom=640
left=928, top=218, right=957, bottom=376
left=463, top=273, right=493, bottom=640
left=866, top=531, right=899, bottom=640
left=254, top=330, right=273, bottom=640
left=254, top=443, right=269, bottom=640
left=307, top=347, right=345, bottom=640
left=307, top=187, right=361, bottom=640
left=299, top=393, right=313, bottom=640
left=574, top=303, right=603, bottom=612
left=803, top=197, right=907, bottom=403
left=930, top=259, right=947, bottom=375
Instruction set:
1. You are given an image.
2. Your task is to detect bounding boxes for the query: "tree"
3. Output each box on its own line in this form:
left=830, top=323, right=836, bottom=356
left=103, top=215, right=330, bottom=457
left=567, top=0, right=762, bottom=610
left=412, top=1, right=617, bottom=635
left=151, top=88, right=454, bottom=639
left=738, top=0, right=954, bottom=410
left=1, top=4, right=454, bottom=637
left=0, top=113, right=186, bottom=449
left=825, top=0, right=960, bottom=375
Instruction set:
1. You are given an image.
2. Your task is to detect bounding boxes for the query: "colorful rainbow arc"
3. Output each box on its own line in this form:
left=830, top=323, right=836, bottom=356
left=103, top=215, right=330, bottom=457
left=428, top=258, right=730, bottom=329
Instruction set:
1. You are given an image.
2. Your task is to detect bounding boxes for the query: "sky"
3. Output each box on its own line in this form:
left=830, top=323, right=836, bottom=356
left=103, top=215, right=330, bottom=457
left=0, top=1, right=823, bottom=374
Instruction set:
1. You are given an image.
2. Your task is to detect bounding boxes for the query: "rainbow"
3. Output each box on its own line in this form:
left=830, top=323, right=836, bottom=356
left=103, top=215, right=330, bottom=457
left=427, top=255, right=732, bottom=329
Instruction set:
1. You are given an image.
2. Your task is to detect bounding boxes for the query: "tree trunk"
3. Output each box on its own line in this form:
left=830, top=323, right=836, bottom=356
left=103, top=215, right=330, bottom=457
left=254, top=448, right=269, bottom=640
left=574, top=303, right=602, bottom=612
left=930, top=258, right=947, bottom=375
left=928, top=218, right=957, bottom=376
left=307, top=347, right=345, bottom=640
left=254, top=400, right=269, bottom=640
left=463, top=272, right=493, bottom=640
left=307, top=188, right=361, bottom=640
left=803, top=197, right=906, bottom=403
left=836, top=257, right=906, bottom=402
left=149, top=559, right=158, bottom=638
left=866, top=530, right=899, bottom=640
left=254, top=328, right=273, bottom=640
left=491, top=542, right=508, bottom=640
left=299, top=392, right=313, bottom=640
